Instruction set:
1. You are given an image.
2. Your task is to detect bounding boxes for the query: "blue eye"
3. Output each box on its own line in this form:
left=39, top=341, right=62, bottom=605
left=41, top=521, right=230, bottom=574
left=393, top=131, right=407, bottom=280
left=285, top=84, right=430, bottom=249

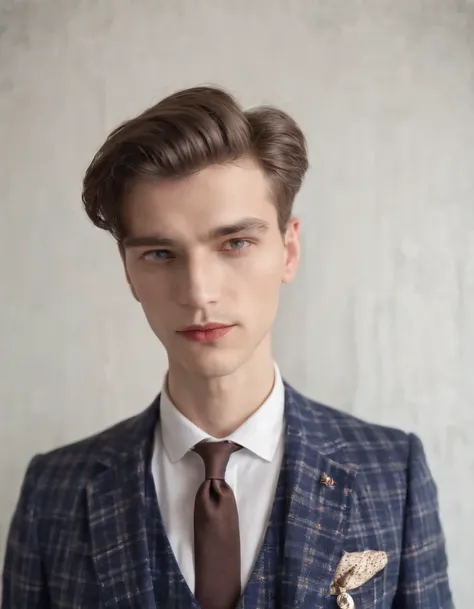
left=227, top=239, right=249, bottom=250
left=143, top=250, right=171, bottom=260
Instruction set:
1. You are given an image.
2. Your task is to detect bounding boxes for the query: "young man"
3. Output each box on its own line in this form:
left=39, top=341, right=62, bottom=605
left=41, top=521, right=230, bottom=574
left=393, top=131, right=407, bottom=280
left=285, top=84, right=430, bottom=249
left=2, top=86, right=452, bottom=609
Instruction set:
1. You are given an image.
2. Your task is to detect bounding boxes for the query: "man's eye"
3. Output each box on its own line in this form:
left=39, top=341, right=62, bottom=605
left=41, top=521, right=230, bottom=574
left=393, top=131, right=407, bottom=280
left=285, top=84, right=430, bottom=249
left=142, top=250, right=172, bottom=261
left=225, top=239, right=250, bottom=251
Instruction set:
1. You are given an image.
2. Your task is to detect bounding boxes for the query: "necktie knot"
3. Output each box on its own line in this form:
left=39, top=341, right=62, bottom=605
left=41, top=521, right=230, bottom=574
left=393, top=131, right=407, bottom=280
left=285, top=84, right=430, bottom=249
left=193, top=441, right=242, bottom=480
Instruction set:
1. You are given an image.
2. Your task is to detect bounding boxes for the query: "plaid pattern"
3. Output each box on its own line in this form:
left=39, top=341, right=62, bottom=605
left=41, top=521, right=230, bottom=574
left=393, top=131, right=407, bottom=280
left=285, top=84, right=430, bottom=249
left=2, top=381, right=453, bottom=608
left=143, top=438, right=286, bottom=609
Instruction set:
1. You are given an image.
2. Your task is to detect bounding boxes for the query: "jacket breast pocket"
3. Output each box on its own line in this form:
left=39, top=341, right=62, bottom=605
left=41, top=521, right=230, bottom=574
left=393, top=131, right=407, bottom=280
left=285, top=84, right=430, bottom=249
left=346, top=570, right=393, bottom=608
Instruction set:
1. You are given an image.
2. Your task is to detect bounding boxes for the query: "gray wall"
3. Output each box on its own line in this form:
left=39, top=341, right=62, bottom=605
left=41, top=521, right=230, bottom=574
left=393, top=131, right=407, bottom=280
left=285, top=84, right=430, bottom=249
left=1, top=0, right=473, bottom=604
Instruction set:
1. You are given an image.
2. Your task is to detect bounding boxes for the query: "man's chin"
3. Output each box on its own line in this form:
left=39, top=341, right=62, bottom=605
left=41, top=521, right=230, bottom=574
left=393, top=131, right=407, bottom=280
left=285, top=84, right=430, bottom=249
left=176, top=351, right=242, bottom=379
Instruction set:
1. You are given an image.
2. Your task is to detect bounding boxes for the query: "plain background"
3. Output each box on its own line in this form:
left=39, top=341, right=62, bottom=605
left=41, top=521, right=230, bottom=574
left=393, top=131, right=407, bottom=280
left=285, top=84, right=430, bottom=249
left=1, top=0, right=473, bottom=605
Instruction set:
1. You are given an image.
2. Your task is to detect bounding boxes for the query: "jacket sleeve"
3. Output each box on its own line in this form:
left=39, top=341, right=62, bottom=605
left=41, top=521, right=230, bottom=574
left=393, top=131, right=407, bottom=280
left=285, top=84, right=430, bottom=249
left=1, top=455, right=49, bottom=609
left=393, top=433, right=454, bottom=608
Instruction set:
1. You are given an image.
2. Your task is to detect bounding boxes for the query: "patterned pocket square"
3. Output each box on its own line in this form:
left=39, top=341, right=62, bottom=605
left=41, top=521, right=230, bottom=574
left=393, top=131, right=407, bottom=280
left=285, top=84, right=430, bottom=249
left=330, top=550, right=388, bottom=603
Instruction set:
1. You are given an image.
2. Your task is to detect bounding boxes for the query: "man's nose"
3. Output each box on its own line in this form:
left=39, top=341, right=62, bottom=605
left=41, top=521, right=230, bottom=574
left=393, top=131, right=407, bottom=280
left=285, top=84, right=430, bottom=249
left=175, top=254, right=222, bottom=309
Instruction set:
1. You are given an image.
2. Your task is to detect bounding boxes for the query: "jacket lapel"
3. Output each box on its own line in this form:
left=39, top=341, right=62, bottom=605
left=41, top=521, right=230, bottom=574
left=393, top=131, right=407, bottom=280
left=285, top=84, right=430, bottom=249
left=87, top=401, right=159, bottom=609
left=85, top=384, right=355, bottom=608
left=280, top=383, right=357, bottom=609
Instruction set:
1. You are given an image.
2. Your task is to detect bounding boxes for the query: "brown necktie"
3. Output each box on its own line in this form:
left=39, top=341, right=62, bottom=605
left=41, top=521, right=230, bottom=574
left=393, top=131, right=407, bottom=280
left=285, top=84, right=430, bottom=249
left=193, top=441, right=242, bottom=609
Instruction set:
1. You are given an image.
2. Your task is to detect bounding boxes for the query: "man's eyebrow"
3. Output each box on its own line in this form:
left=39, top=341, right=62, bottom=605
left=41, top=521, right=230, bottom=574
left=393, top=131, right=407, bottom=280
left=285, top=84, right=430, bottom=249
left=121, top=217, right=271, bottom=248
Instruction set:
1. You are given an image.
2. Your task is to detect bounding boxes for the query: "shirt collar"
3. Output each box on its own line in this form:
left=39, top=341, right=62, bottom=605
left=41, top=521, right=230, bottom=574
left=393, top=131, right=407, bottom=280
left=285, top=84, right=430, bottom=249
left=159, top=362, right=285, bottom=464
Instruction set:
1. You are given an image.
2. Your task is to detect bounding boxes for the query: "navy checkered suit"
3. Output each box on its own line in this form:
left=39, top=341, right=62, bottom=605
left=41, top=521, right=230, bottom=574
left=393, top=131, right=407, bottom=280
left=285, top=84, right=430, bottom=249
left=2, top=381, right=453, bottom=608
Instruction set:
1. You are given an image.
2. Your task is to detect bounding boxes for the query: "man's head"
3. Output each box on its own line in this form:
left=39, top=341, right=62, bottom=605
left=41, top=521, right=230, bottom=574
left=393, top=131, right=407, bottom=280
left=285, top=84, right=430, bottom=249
left=82, top=86, right=308, bottom=379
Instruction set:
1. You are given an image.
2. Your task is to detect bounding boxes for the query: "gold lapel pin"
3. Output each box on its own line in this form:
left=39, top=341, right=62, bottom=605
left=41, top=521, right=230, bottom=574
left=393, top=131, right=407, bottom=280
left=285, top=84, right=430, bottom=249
left=320, top=472, right=336, bottom=489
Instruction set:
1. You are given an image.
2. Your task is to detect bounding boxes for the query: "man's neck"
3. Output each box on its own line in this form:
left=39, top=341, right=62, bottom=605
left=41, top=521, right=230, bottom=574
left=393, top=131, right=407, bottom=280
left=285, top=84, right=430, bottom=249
left=166, top=349, right=276, bottom=438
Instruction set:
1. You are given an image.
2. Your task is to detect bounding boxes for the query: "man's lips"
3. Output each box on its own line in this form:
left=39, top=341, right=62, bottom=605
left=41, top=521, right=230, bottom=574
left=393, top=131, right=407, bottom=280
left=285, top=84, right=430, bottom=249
left=177, top=324, right=235, bottom=342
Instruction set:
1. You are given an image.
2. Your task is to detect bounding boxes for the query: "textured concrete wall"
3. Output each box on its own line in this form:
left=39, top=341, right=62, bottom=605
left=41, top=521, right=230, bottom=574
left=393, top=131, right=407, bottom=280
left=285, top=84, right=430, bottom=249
left=1, top=0, right=473, bottom=604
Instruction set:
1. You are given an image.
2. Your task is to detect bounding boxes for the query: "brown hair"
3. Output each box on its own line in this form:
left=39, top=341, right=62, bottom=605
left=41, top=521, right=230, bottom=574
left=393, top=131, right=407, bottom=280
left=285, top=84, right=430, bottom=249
left=82, top=86, right=309, bottom=241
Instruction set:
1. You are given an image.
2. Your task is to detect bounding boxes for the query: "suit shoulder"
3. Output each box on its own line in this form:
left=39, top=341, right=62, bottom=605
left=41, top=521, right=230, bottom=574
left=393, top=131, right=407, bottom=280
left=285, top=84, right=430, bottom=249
left=290, top=385, right=411, bottom=470
left=29, top=403, right=156, bottom=485
left=312, top=398, right=407, bottom=442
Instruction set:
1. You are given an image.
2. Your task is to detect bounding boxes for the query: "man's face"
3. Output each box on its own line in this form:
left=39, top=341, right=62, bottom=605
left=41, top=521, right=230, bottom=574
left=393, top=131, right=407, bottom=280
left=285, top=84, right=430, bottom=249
left=120, top=157, right=300, bottom=379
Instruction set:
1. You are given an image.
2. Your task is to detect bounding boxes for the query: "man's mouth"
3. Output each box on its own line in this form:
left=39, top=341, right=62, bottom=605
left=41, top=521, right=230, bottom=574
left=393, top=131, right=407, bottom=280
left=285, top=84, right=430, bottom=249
left=177, top=324, right=235, bottom=343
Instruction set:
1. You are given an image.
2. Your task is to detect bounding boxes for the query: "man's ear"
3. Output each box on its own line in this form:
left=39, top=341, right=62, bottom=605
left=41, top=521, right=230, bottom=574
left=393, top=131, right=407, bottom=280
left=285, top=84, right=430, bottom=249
left=118, top=243, right=140, bottom=302
left=281, top=217, right=301, bottom=284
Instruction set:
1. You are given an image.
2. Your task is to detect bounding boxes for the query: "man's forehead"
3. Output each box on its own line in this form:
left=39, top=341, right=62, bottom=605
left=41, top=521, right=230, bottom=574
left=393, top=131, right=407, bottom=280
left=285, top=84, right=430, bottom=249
left=125, top=159, right=271, bottom=201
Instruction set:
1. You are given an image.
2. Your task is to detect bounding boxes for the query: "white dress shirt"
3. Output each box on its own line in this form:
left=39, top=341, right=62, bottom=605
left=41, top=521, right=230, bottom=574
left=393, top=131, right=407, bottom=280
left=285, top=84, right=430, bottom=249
left=151, top=362, right=285, bottom=592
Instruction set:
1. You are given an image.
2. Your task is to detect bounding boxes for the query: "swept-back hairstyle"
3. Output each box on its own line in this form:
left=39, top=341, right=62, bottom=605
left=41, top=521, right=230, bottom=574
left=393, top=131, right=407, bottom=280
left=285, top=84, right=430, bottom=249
left=82, top=86, right=308, bottom=240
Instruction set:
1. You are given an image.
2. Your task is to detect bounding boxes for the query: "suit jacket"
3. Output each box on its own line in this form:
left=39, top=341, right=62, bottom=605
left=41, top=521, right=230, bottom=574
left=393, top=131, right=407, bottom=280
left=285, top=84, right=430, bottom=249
left=2, top=381, right=453, bottom=608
